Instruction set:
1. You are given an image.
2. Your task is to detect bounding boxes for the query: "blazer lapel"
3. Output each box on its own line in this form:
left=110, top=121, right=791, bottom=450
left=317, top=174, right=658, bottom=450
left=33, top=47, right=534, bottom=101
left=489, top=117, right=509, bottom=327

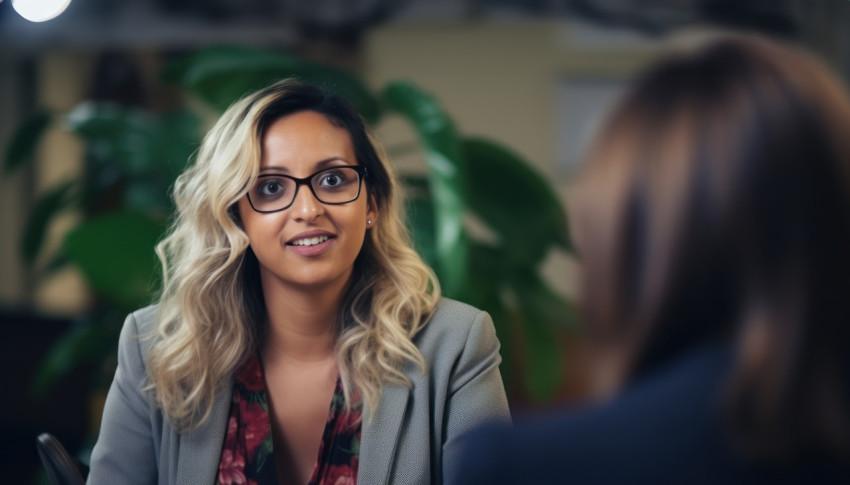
left=176, top=383, right=233, bottom=484
left=358, top=383, right=411, bottom=485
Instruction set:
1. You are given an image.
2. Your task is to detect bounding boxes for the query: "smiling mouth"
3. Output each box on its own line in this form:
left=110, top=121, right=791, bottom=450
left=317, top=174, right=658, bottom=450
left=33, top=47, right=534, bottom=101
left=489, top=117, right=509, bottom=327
left=288, top=235, right=331, bottom=247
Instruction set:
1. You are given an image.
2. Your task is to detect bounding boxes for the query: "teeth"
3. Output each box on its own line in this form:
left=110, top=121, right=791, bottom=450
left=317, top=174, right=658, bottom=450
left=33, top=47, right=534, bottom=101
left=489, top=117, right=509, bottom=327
left=291, top=235, right=329, bottom=246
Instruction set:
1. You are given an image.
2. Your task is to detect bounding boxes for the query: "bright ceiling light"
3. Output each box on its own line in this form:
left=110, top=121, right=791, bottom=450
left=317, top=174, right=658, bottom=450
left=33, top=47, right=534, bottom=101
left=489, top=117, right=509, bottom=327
left=12, top=0, right=72, bottom=22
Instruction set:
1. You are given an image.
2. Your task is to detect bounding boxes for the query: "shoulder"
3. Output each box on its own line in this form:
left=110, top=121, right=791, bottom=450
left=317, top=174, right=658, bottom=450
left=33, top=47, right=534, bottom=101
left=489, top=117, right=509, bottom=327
left=118, top=304, right=161, bottom=362
left=413, top=297, right=501, bottom=375
left=464, top=345, right=734, bottom=483
left=129, top=304, right=160, bottom=332
left=522, top=344, right=730, bottom=446
left=414, top=298, right=494, bottom=351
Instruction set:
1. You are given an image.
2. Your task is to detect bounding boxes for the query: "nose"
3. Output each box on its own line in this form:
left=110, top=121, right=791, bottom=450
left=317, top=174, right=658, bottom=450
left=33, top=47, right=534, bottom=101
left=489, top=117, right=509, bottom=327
left=290, top=184, right=324, bottom=221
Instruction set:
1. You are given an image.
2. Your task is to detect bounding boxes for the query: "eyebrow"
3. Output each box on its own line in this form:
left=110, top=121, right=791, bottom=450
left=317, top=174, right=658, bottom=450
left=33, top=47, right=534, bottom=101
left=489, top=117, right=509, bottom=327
left=259, top=157, right=352, bottom=174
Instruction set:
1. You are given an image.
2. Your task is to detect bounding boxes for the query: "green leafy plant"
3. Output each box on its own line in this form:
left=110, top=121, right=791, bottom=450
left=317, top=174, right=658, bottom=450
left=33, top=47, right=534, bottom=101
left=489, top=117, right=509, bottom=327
left=5, top=103, right=199, bottom=395
left=6, top=45, right=576, bottom=403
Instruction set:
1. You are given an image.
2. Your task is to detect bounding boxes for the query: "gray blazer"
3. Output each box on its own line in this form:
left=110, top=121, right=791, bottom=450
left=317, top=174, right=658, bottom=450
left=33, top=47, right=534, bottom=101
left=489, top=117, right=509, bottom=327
left=87, top=298, right=510, bottom=484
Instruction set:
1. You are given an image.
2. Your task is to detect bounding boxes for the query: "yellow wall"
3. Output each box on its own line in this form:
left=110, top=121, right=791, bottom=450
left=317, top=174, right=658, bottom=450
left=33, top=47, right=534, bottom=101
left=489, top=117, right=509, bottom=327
left=32, top=51, right=94, bottom=314
left=364, top=20, right=662, bottom=297
left=6, top=20, right=675, bottom=311
left=0, top=62, right=28, bottom=305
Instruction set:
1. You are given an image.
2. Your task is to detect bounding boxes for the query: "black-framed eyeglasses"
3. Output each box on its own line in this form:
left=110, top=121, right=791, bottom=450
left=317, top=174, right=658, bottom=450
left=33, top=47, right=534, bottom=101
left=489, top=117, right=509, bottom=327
left=246, top=165, right=367, bottom=213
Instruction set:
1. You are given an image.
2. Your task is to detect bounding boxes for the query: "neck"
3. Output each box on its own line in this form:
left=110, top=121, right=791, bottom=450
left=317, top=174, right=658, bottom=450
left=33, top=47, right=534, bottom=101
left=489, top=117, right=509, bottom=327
left=259, top=271, right=349, bottom=364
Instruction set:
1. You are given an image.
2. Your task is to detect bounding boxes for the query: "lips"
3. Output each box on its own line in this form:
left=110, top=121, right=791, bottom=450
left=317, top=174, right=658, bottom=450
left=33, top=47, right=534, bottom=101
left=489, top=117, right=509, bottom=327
left=286, top=231, right=335, bottom=246
left=286, top=231, right=336, bottom=256
left=289, top=235, right=330, bottom=246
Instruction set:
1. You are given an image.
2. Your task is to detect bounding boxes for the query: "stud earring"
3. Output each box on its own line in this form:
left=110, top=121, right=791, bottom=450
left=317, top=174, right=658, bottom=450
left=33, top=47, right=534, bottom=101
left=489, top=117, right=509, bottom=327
left=367, top=219, right=372, bottom=225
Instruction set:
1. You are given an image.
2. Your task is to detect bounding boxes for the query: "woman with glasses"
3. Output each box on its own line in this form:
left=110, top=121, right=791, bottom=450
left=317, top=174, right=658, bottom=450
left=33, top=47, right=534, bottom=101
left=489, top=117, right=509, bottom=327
left=87, top=79, right=509, bottom=485
left=461, top=34, right=850, bottom=484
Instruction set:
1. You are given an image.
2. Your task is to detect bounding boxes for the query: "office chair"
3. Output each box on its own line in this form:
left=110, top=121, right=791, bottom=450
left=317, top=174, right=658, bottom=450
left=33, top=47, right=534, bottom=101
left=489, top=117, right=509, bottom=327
left=36, top=433, right=86, bottom=485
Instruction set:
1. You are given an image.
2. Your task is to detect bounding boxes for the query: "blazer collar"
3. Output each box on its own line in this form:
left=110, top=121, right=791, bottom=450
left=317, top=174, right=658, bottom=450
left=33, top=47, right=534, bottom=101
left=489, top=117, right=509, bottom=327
left=176, top=381, right=233, bottom=485
left=174, top=378, right=412, bottom=484
left=358, top=383, right=411, bottom=485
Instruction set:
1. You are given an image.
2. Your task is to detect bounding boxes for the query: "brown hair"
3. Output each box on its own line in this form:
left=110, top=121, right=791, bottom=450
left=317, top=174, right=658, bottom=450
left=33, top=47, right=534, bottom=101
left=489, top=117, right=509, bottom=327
left=573, top=34, right=850, bottom=460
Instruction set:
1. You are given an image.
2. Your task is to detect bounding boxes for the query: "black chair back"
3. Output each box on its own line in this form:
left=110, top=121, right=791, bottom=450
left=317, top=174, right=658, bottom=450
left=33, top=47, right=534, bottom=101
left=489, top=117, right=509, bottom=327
left=36, top=433, right=86, bottom=485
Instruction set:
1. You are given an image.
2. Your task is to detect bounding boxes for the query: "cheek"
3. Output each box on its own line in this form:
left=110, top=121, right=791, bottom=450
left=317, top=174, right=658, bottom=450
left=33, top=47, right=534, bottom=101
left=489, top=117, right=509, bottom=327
left=237, top=199, right=256, bottom=236
left=348, top=203, right=370, bottom=234
left=237, top=198, right=277, bottom=244
left=236, top=199, right=249, bottom=227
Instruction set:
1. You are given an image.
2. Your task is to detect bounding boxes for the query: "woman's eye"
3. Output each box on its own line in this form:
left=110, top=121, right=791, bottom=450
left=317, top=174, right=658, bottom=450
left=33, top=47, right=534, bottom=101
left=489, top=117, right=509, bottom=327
left=320, top=171, right=346, bottom=187
left=261, top=182, right=280, bottom=194
left=257, top=179, right=287, bottom=198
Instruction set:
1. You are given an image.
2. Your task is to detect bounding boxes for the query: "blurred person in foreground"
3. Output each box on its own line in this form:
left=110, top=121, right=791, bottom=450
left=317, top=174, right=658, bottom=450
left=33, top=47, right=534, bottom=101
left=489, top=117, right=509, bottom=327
left=460, top=34, right=850, bottom=484
left=86, top=79, right=509, bottom=485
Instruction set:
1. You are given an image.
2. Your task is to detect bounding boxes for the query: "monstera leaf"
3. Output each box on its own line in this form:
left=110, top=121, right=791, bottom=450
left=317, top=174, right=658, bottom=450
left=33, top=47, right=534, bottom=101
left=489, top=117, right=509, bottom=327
left=4, top=110, right=52, bottom=175
left=384, top=81, right=471, bottom=298
left=163, top=45, right=382, bottom=124
left=63, top=211, right=166, bottom=311
left=463, top=137, right=572, bottom=262
left=7, top=45, right=578, bottom=407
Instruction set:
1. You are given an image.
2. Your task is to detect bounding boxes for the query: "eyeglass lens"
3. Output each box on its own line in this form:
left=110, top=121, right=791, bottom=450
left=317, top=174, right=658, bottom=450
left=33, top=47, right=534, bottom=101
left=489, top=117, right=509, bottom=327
left=248, top=166, right=362, bottom=212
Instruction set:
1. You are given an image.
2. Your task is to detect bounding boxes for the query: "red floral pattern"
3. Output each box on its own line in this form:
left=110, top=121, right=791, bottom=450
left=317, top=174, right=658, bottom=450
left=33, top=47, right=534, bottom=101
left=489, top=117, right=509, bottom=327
left=238, top=356, right=266, bottom=392
left=218, top=449, right=247, bottom=485
left=239, top=398, right=271, bottom=463
left=217, top=354, right=362, bottom=485
left=323, top=464, right=357, bottom=485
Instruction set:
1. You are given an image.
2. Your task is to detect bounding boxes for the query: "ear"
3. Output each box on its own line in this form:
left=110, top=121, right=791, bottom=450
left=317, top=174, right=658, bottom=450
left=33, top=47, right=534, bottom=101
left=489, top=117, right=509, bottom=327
left=366, top=194, right=378, bottom=228
left=229, top=204, right=243, bottom=228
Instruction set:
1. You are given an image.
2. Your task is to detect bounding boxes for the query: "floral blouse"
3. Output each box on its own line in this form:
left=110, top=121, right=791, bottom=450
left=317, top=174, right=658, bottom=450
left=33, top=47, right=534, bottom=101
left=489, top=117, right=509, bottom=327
left=218, top=354, right=362, bottom=485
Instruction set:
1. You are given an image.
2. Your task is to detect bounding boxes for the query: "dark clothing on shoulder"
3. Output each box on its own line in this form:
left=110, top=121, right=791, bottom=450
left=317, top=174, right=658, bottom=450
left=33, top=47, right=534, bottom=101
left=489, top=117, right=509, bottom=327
left=460, top=344, right=849, bottom=484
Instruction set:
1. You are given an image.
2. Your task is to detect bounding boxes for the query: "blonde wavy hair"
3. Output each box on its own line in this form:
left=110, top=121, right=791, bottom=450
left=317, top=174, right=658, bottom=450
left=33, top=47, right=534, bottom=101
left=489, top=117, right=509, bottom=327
left=147, top=79, right=440, bottom=431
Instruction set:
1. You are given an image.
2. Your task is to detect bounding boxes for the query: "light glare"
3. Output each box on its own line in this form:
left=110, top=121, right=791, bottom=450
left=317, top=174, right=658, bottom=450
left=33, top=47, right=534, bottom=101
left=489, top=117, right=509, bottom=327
left=12, top=0, right=72, bottom=22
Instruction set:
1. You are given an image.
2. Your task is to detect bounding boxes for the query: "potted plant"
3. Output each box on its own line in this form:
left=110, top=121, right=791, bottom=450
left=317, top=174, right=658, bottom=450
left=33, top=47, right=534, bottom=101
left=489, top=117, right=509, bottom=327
left=6, top=45, right=576, bottom=407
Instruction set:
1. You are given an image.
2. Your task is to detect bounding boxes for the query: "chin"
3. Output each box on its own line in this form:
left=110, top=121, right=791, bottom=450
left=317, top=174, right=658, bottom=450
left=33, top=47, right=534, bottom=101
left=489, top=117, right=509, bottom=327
left=260, top=260, right=355, bottom=294
left=287, top=270, right=353, bottom=290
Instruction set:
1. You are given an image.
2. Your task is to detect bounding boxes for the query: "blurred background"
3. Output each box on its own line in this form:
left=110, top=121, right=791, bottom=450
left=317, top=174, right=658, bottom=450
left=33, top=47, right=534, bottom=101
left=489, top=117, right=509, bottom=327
left=3, top=0, right=850, bottom=482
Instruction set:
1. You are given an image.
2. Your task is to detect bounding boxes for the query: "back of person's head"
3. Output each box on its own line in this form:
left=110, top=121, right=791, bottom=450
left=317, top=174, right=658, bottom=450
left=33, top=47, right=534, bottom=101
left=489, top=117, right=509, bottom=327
left=573, top=34, right=850, bottom=461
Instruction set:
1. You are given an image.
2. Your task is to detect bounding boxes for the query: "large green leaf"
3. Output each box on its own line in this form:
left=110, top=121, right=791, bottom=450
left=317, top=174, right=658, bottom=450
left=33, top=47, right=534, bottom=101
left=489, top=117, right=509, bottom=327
left=511, top=268, right=577, bottom=401
left=155, top=109, right=201, bottom=179
left=21, top=180, right=79, bottom=265
left=121, top=176, right=173, bottom=216
left=163, top=45, right=382, bottom=123
left=39, top=252, right=70, bottom=279
left=4, top=110, right=52, bottom=175
left=30, top=312, right=121, bottom=397
left=466, top=242, right=515, bottom=393
left=66, top=102, right=160, bottom=176
left=384, top=81, right=470, bottom=297
left=67, top=103, right=199, bottom=178
left=63, top=211, right=165, bottom=311
left=67, top=103, right=197, bottom=215
left=462, top=137, right=571, bottom=265
left=517, top=303, right=563, bottom=402
left=403, top=175, right=439, bottom=273
left=465, top=243, right=576, bottom=401
left=511, top=267, right=578, bottom=330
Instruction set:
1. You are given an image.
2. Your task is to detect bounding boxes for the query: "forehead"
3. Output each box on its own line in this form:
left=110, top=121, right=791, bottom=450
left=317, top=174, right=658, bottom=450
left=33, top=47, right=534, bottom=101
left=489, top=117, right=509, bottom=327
left=260, top=110, right=355, bottom=171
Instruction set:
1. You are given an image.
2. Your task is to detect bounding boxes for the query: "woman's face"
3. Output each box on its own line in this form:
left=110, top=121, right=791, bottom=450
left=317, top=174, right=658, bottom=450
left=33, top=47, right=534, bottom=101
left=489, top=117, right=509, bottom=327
left=238, top=110, right=377, bottom=294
